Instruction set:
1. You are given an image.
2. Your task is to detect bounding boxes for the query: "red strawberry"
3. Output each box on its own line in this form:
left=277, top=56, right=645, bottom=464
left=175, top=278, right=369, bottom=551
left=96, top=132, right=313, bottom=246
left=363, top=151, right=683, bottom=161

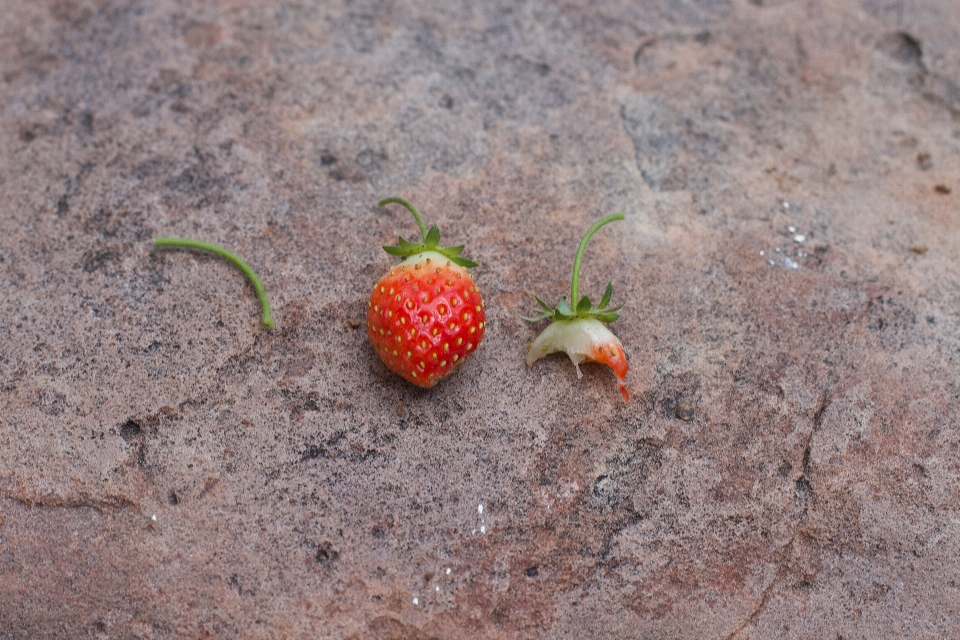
left=522, top=214, right=629, bottom=401
left=368, top=197, right=486, bottom=388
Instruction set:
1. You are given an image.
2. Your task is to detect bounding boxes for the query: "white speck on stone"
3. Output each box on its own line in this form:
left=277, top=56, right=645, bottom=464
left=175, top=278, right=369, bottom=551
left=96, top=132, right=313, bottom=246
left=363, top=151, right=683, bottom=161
left=784, top=257, right=799, bottom=269
left=472, top=529, right=476, bottom=534
left=435, top=586, right=440, bottom=592
left=151, top=514, right=157, bottom=521
left=768, top=260, right=775, bottom=266
left=783, top=202, right=791, bottom=209
left=446, top=568, right=451, bottom=575
left=480, top=525, right=486, bottom=534
left=788, top=225, right=796, bottom=233
left=759, top=250, right=765, bottom=256
left=793, top=234, right=805, bottom=243
left=775, top=247, right=781, bottom=253
left=413, top=597, right=419, bottom=605
left=478, top=503, right=483, bottom=514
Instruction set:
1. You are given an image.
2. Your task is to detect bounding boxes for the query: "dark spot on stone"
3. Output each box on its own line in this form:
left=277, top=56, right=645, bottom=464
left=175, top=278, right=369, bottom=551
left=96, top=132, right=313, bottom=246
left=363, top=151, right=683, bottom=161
left=80, top=246, right=121, bottom=273
left=777, top=461, right=793, bottom=477
left=320, top=153, right=337, bottom=166
left=926, top=315, right=936, bottom=325
left=490, top=608, right=507, bottom=624
left=912, top=245, right=928, bottom=255
left=795, top=475, right=813, bottom=500
left=119, top=419, right=141, bottom=440
left=315, top=543, right=339, bottom=564
left=591, top=474, right=616, bottom=506
left=346, top=318, right=361, bottom=329
left=633, top=37, right=658, bottom=65
left=916, top=152, right=932, bottom=170
left=302, top=444, right=326, bottom=460
left=79, top=110, right=94, bottom=134
left=371, top=526, right=385, bottom=538
left=439, top=94, right=454, bottom=109
left=876, top=32, right=923, bottom=66
left=934, top=184, right=951, bottom=194
left=535, top=62, right=550, bottom=76
left=170, top=101, right=190, bottom=113
left=674, top=397, right=696, bottom=421
left=199, top=477, right=220, bottom=498
left=423, top=571, right=434, bottom=582
left=56, top=195, right=70, bottom=216
left=93, top=620, right=107, bottom=633
left=19, top=127, right=36, bottom=143
left=168, top=490, right=180, bottom=505
left=329, top=163, right=365, bottom=182
left=694, top=31, right=711, bottom=44
left=525, top=565, right=539, bottom=578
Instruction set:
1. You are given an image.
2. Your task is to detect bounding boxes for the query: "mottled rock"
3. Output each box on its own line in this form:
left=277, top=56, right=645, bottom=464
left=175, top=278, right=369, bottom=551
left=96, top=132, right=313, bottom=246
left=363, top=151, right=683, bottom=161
left=1, top=0, right=959, bottom=638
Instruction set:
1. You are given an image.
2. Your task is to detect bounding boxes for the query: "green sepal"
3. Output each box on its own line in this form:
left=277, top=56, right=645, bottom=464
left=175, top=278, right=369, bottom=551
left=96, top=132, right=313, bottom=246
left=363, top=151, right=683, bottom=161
left=599, top=282, right=613, bottom=309
left=534, top=295, right=554, bottom=313
left=519, top=310, right=554, bottom=322
left=593, top=310, right=622, bottom=323
left=378, top=197, right=480, bottom=268
left=576, top=295, right=593, bottom=314
left=382, top=245, right=409, bottom=256
left=449, top=255, right=478, bottom=268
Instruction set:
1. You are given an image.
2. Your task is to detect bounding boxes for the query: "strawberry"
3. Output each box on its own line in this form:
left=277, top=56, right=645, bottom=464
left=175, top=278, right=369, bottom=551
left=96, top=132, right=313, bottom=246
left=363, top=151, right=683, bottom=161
left=522, top=213, right=629, bottom=401
left=367, top=197, right=486, bottom=388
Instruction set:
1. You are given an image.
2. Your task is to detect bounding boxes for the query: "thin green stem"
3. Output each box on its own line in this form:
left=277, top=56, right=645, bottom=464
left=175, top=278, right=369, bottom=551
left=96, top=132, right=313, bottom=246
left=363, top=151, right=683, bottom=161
left=570, top=213, right=624, bottom=307
left=378, top=197, right=428, bottom=241
left=154, top=237, right=275, bottom=330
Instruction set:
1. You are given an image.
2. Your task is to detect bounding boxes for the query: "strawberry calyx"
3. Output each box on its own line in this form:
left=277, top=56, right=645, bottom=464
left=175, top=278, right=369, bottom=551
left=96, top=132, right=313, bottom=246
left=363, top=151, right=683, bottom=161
left=521, top=213, right=625, bottom=323
left=378, top=197, right=478, bottom=268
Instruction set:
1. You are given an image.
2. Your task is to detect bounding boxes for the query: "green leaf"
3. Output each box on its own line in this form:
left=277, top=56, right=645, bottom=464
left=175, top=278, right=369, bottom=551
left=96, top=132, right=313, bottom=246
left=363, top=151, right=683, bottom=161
left=533, top=295, right=554, bottom=313
left=443, top=245, right=465, bottom=256
left=519, top=311, right=553, bottom=323
left=424, top=225, right=440, bottom=247
left=599, top=282, right=613, bottom=309
left=577, top=295, right=593, bottom=314
left=593, top=311, right=621, bottom=323
left=556, top=297, right=574, bottom=318
left=450, top=256, right=478, bottom=268
left=382, top=245, right=408, bottom=256
left=398, top=236, right=420, bottom=251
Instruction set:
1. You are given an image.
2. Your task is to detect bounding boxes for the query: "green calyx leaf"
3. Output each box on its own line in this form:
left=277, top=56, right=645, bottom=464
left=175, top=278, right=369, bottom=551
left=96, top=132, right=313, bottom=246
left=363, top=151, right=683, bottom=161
left=378, top=197, right=479, bottom=268
left=520, top=213, right=625, bottom=325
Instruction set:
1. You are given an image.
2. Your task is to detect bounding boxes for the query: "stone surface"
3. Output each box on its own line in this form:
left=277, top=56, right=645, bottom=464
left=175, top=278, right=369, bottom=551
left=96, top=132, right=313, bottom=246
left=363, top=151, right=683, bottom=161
left=1, top=0, right=959, bottom=638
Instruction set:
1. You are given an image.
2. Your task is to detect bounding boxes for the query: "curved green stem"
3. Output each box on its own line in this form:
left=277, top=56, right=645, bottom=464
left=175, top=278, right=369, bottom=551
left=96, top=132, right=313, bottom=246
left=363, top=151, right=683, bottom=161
left=378, top=197, right=428, bottom=241
left=570, top=213, right=625, bottom=306
left=154, top=237, right=275, bottom=330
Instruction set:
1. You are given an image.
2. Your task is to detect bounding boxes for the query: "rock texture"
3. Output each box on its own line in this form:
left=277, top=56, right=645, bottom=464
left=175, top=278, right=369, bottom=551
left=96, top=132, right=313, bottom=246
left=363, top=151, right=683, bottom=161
left=1, top=0, right=959, bottom=638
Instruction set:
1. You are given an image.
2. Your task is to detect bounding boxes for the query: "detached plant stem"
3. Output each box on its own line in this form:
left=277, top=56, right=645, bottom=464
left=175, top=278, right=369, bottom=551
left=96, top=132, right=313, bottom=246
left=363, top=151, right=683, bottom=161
left=570, top=213, right=625, bottom=306
left=154, top=237, right=275, bottom=329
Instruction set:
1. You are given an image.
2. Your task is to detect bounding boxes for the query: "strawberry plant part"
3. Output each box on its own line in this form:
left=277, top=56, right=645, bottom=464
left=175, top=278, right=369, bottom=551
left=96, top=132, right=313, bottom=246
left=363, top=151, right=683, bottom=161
left=154, top=237, right=275, bottom=329
left=367, top=197, right=486, bottom=388
left=522, top=213, right=629, bottom=401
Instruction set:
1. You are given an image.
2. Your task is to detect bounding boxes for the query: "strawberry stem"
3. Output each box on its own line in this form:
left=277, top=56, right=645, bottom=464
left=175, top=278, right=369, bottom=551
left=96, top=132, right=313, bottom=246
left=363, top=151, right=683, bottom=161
left=154, top=237, right=275, bottom=329
left=570, top=213, right=624, bottom=308
left=378, top=197, right=428, bottom=242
